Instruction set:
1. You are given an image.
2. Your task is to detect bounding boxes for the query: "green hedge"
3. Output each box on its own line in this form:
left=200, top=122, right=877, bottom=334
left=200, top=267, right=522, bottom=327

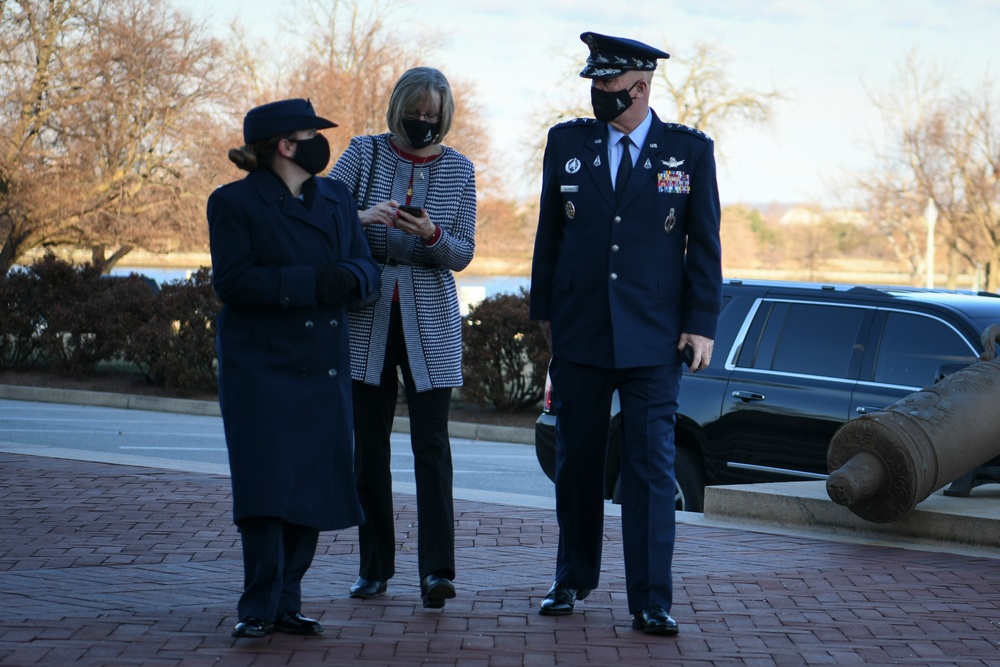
left=1, top=256, right=550, bottom=409
left=0, top=254, right=219, bottom=393
left=461, top=287, right=549, bottom=410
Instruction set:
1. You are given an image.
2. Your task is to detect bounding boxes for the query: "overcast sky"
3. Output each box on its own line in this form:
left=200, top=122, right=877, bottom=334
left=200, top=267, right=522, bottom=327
left=179, top=0, right=1000, bottom=207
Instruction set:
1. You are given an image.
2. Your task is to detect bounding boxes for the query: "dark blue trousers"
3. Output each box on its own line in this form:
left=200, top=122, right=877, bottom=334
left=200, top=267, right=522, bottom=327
left=549, top=357, right=680, bottom=614
left=236, top=517, right=319, bottom=622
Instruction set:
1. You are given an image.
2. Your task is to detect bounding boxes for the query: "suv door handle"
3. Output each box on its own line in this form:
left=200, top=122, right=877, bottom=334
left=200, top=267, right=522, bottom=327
left=855, top=406, right=885, bottom=415
left=732, top=391, right=765, bottom=402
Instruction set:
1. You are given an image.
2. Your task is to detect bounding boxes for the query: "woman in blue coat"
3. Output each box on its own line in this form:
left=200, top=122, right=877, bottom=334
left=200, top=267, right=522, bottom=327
left=207, top=98, right=380, bottom=638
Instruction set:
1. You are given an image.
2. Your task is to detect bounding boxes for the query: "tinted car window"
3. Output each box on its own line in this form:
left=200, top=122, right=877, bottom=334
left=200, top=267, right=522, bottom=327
left=873, top=311, right=977, bottom=387
left=770, top=303, right=866, bottom=378
left=735, top=301, right=771, bottom=368
left=741, top=302, right=867, bottom=378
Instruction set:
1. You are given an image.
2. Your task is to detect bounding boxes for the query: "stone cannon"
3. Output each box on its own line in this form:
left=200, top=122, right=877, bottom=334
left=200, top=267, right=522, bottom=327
left=826, top=324, right=1000, bottom=523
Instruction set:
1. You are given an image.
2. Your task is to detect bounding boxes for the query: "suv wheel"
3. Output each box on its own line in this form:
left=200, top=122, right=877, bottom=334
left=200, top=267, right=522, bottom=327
left=609, top=442, right=706, bottom=513
left=675, top=446, right=705, bottom=512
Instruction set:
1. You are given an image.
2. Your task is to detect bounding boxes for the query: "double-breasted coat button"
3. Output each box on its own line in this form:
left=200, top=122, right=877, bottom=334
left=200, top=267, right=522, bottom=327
left=281, top=296, right=291, bottom=306
left=328, top=369, right=338, bottom=377
left=305, top=320, right=314, bottom=328
left=299, top=368, right=308, bottom=377
left=329, top=319, right=338, bottom=328
left=610, top=272, right=619, bottom=280
left=611, top=244, right=620, bottom=252
left=613, top=216, right=622, bottom=224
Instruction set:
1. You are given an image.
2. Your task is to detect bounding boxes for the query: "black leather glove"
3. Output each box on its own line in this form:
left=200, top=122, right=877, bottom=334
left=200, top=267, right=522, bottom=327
left=315, top=266, right=359, bottom=306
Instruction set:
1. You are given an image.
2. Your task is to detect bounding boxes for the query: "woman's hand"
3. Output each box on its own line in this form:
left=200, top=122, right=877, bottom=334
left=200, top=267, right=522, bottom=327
left=359, top=200, right=400, bottom=226
left=394, top=207, right=436, bottom=241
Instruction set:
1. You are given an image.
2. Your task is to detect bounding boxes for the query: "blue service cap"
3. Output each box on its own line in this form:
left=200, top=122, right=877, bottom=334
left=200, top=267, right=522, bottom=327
left=579, top=32, right=670, bottom=79
left=242, top=98, right=337, bottom=144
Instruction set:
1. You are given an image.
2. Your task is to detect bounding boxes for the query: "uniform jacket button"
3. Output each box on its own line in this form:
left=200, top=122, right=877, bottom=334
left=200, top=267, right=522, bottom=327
left=329, top=319, right=338, bottom=327
left=328, top=368, right=338, bottom=377
left=611, top=244, right=620, bottom=252
left=610, top=272, right=619, bottom=280
left=613, top=216, right=622, bottom=224
left=305, top=320, right=314, bottom=328
left=299, top=368, right=308, bottom=377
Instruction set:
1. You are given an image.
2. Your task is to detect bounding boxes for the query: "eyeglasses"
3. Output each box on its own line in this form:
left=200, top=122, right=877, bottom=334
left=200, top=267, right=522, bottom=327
left=404, top=110, right=440, bottom=122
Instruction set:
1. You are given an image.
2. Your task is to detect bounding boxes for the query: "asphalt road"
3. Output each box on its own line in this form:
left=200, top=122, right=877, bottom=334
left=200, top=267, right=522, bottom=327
left=0, top=398, right=555, bottom=506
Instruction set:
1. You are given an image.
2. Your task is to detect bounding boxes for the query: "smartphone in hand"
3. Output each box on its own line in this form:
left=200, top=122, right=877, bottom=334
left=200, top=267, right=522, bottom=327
left=397, top=205, right=423, bottom=217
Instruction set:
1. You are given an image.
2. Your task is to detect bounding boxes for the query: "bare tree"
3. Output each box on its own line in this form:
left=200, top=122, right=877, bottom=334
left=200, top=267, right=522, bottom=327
left=854, top=52, right=1000, bottom=290
left=1, top=0, right=86, bottom=271
left=528, top=39, right=784, bottom=185
left=224, top=0, right=495, bottom=192
left=942, top=86, right=1000, bottom=288
left=282, top=0, right=421, bottom=151
left=0, top=0, right=232, bottom=273
left=657, top=41, right=783, bottom=149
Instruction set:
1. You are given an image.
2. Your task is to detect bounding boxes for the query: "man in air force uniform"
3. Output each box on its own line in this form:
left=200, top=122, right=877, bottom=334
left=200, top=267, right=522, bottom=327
left=529, top=31, right=723, bottom=635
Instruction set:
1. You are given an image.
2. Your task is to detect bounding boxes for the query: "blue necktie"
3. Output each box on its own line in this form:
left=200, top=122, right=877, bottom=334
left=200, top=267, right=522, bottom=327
left=615, top=135, right=633, bottom=200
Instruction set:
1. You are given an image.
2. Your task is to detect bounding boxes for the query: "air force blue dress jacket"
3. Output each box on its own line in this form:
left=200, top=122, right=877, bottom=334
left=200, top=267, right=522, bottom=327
left=530, top=111, right=723, bottom=368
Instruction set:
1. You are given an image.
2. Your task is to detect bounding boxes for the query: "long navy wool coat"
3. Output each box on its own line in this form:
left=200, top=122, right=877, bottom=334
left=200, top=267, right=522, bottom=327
left=207, top=168, right=381, bottom=531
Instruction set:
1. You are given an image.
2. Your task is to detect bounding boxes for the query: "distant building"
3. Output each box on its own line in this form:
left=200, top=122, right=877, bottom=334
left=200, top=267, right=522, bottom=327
left=779, top=206, right=866, bottom=226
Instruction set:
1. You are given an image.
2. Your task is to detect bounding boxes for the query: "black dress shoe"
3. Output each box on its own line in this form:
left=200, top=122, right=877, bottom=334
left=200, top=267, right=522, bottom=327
left=232, top=616, right=271, bottom=638
left=420, top=572, right=456, bottom=609
left=350, top=577, right=387, bottom=599
left=274, top=611, right=323, bottom=635
left=631, top=606, right=678, bottom=635
left=538, top=582, right=592, bottom=616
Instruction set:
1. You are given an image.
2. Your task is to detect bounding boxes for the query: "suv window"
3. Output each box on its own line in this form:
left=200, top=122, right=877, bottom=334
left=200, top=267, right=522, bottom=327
left=737, top=300, right=869, bottom=379
left=872, top=311, right=977, bottom=387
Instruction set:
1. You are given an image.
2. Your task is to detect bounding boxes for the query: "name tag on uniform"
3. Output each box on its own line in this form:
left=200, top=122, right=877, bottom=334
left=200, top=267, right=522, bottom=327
left=561, top=185, right=579, bottom=193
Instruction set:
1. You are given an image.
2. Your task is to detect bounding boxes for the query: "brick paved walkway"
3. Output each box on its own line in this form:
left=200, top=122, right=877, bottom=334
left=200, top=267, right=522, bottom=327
left=2, top=452, right=1000, bottom=666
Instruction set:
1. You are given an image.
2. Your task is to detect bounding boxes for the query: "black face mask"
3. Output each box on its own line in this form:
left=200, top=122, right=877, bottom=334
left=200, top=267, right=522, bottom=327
left=591, top=80, right=639, bottom=123
left=290, top=134, right=330, bottom=175
left=400, top=117, right=439, bottom=150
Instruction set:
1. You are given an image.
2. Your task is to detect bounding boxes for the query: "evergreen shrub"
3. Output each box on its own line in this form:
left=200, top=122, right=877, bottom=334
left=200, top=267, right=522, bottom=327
left=461, top=287, right=548, bottom=410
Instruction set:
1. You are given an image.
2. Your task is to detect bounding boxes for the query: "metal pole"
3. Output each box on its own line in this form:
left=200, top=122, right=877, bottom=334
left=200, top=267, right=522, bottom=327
left=925, top=199, right=938, bottom=288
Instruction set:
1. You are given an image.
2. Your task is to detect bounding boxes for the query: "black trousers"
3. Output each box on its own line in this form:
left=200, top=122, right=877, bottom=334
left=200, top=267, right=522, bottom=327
left=236, top=517, right=319, bottom=622
left=353, top=301, right=455, bottom=582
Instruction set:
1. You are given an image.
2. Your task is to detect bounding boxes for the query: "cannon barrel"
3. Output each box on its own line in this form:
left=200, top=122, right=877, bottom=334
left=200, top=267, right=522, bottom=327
left=827, top=346, right=1000, bottom=523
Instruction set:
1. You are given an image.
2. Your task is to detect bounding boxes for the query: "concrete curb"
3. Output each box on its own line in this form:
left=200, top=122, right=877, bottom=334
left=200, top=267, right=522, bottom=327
left=0, top=383, right=535, bottom=445
left=703, top=480, right=1000, bottom=554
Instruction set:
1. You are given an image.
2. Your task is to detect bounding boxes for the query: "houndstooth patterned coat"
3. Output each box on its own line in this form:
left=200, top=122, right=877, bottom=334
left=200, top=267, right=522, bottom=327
left=328, top=133, right=477, bottom=391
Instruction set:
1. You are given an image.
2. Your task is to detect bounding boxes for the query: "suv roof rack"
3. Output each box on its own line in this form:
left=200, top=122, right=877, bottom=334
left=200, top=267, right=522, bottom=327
left=725, top=278, right=1000, bottom=299
left=846, top=285, right=893, bottom=296
left=727, top=278, right=894, bottom=294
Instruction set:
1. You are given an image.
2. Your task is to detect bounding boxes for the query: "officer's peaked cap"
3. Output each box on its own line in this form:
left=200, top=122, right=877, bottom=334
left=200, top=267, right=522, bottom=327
left=579, top=32, right=670, bottom=79
left=242, top=98, right=337, bottom=144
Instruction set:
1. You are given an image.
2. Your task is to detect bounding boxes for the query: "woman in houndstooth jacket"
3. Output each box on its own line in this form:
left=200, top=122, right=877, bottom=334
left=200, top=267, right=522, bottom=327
left=327, top=67, right=477, bottom=609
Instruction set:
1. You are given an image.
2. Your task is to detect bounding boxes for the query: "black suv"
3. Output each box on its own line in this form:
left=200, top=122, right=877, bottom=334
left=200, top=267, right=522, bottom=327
left=535, top=279, right=1000, bottom=511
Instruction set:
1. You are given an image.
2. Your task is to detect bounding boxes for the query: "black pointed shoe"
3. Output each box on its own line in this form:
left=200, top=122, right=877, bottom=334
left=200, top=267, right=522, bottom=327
left=273, top=611, right=323, bottom=635
left=538, top=582, right=593, bottom=616
left=420, top=572, right=456, bottom=609
left=631, top=606, right=678, bottom=635
left=232, top=616, right=271, bottom=638
left=349, top=577, right=388, bottom=599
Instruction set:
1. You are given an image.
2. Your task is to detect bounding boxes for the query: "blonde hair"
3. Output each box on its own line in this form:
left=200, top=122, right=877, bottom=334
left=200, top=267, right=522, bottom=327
left=385, top=67, right=455, bottom=143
